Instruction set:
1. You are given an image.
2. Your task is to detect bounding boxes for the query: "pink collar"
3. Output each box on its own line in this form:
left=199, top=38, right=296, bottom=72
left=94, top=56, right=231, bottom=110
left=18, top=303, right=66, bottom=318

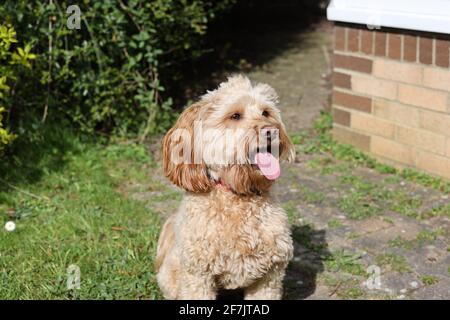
left=215, top=180, right=232, bottom=192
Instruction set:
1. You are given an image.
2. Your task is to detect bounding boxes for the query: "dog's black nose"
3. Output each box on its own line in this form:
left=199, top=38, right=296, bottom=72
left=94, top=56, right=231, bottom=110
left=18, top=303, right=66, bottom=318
left=266, top=130, right=272, bottom=154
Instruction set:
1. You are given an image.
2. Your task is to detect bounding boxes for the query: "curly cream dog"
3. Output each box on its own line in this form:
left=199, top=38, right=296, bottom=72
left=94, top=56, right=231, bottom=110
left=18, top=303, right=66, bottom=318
left=156, top=75, right=295, bottom=300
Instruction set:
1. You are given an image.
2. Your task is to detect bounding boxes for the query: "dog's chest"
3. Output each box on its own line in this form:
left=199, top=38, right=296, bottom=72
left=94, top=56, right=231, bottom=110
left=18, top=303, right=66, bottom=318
left=182, top=193, right=293, bottom=289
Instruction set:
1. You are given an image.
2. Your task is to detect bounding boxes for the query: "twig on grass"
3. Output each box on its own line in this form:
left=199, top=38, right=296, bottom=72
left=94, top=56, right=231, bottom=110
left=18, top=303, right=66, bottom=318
left=0, top=178, right=51, bottom=201
left=328, top=280, right=342, bottom=297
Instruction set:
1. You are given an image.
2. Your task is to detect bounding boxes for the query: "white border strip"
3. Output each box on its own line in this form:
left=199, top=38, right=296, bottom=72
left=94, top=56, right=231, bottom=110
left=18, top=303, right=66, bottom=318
left=327, top=0, right=450, bottom=34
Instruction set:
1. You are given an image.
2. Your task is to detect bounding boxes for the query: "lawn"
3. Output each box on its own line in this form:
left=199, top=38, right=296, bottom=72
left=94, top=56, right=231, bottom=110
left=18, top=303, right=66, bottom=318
left=0, top=128, right=162, bottom=299
left=1, top=114, right=449, bottom=299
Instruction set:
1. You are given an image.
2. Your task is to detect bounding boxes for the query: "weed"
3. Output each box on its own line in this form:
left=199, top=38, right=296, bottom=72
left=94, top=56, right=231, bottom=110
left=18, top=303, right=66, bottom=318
left=328, top=219, right=343, bottom=229
left=325, top=250, right=366, bottom=276
left=388, top=236, right=414, bottom=250
left=421, top=275, right=439, bottom=286
left=375, top=253, right=411, bottom=274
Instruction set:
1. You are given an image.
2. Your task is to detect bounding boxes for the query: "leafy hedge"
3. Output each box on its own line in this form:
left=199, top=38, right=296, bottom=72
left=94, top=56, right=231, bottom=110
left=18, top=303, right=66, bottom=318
left=0, top=0, right=236, bottom=144
left=0, top=24, right=36, bottom=152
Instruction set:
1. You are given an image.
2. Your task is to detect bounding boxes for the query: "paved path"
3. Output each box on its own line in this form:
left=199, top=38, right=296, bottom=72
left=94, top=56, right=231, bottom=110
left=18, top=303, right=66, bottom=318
left=244, top=22, right=332, bottom=133
left=277, top=153, right=449, bottom=299
left=128, top=20, right=450, bottom=299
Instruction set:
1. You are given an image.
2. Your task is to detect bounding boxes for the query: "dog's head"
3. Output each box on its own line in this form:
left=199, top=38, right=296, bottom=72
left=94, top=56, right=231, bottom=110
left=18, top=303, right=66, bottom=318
left=162, top=75, right=295, bottom=195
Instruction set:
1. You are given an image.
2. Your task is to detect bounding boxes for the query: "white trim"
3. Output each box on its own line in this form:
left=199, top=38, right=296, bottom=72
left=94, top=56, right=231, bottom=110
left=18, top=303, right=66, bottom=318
left=327, top=0, right=450, bottom=34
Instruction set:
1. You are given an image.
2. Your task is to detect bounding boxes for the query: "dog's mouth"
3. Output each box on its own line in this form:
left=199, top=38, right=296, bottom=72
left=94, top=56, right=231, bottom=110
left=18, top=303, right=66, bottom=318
left=253, top=152, right=280, bottom=180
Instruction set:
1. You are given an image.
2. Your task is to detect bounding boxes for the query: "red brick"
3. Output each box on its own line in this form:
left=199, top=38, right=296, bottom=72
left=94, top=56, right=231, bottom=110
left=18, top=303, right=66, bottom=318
left=435, top=39, right=450, bottom=68
left=334, top=53, right=373, bottom=73
left=333, top=108, right=351, bottom=126
left=332, top=91, right=372, bottom=113
left=375, top=31, right=387, bottom=57
left=335, top=26, right=346, bottom=51
left=347, top=28, right=360, bottom=52
left=361, top=30, right=374, bottom=55
left=419, top=37, right=433, bottom=65
left=388, top=34, right=402, bottom=60
left=403, top=35, right=417, bottom=62
left=332, top=72, right=351, bottom=89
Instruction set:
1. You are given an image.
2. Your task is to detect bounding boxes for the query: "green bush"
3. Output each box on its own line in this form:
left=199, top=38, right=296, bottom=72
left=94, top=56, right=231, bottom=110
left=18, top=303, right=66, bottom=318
left=0, top=24, right=36, bottom=152
left=0, top=107, right=14, bottom=152
left=0, top=0, right=236, bottom=139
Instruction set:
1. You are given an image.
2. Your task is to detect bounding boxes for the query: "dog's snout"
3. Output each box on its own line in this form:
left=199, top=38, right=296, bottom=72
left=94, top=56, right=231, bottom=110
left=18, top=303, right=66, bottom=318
left=261, top=125, right=277, bottom=135
left=259, top=126, right=276, bottom=154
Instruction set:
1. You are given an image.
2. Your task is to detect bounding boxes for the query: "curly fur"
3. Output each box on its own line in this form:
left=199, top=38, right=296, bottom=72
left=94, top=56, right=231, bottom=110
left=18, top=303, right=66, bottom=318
left=156, top=75, right=295, bottom=300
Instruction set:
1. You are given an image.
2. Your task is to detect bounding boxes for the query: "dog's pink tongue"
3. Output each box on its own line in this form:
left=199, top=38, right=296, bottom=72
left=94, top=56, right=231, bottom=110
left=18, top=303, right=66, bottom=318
left=255, top=152, right=281, bottom=180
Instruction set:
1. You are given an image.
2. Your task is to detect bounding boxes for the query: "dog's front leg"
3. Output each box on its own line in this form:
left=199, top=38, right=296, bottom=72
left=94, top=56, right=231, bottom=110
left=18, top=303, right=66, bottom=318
left=244, top=267, right=285, bottom=300
left=178, top=270, right=217, bottom=300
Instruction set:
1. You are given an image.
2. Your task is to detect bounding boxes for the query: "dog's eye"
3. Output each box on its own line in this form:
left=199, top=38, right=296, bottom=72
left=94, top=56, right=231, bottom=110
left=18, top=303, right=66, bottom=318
left=230, top=113, right=241, bottom=120
left=262, top=110, right=269, bottom=117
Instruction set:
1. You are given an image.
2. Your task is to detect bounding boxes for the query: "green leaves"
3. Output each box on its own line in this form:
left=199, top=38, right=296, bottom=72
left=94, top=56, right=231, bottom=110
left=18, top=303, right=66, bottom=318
left=0, top=24, right=34, bottom=152
left=0, top=107, right=16, bottom=151
left=0, top=1, right=236, bottom=137
left=0, top=25, right=18, bottom=50
left=0, top=77, right=10, bottom=94
left=11, top=43, right=36, bottom=68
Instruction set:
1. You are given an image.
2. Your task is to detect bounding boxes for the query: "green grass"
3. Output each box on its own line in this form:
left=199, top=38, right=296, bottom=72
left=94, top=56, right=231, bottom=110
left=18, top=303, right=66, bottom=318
left=282, top=201, right=300, bottom=224
left=337, top=174, right=445, bottom=221
left=382, top=217, right=394, bottom=225
left=336, top=175, right=391, bottom=219
left=324, top=250, right=366, bottom=276
left=421, top=275, right=439, bottom=286
left=341, top=287, right=366, bottom=299
left=388, top=236, right=414, bottom=250
left=388, top=228, right=445, bottom=250
left=375, top=253, right=411, bottom=274
left=0, top=129, right=162, bottom=299
left=389, top=192, right=423, bottom=218
left=327, top=218, right=343, bottom=229
left=416, top=228, right=445, bottom=244
left=421, top=204, right=450, bottom=219
left=322, top=275, right=366, bottom=299
left=338, top=190, right=380, bottom=220
left=307, top=156, right=351, bottom=175
left=298, top=186, right=325, bottom=205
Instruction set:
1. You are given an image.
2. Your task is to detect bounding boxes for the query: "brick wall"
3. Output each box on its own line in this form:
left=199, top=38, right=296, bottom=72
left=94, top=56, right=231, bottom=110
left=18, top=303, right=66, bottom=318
left=332, top=23, right=450, bottom=180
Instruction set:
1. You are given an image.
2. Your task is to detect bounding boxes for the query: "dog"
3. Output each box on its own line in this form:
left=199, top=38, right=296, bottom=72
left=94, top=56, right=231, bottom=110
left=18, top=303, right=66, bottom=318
left=155, top=75, right=295, bottom=299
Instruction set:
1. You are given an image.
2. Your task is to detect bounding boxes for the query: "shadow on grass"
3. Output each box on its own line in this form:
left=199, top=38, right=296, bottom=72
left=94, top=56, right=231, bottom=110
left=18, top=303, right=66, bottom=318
left=165, top=0, right=330, bottom=106
left=0, top=121, right=90, bottom=202
left=283, top=225, right=330, bottom=299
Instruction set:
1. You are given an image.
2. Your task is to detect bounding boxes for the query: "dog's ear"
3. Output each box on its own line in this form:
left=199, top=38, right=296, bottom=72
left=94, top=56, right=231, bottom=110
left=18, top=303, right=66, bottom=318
left=162, top=103, right=212, bottom=193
